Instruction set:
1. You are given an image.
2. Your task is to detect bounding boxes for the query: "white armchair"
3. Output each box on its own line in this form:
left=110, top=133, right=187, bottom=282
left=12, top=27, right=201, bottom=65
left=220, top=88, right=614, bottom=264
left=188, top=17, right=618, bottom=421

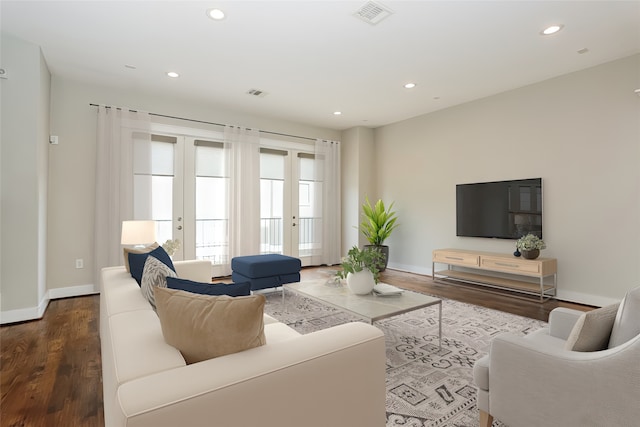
left=473, top=287, right=640, bottom=427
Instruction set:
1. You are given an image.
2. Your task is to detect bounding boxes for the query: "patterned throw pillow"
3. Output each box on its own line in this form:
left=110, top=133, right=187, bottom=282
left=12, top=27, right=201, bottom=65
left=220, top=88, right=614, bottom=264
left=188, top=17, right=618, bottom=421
left=123, top=242, right=159, bottom=272
left=141, top=255, right=177, bottom=309
left=128, top=245, right=175, bottom=286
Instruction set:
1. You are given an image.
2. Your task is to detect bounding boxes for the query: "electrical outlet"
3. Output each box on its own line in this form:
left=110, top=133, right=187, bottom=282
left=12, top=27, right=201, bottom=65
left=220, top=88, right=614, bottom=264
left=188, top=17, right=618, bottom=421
left=75, top=258, right=84, bottom=269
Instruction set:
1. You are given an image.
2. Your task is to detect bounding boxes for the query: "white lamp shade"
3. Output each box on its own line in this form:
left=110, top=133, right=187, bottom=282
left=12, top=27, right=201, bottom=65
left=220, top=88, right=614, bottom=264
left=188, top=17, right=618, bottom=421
left=121, top=220, right=157, bottom=245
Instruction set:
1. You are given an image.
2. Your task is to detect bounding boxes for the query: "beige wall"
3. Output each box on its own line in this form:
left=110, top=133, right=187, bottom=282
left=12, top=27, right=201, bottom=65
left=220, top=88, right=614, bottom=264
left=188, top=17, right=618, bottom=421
left=45, top=77, right=341, bottom=297
left=340, top=126, right=376, bottom=254
left=3, top=33, right=637, bottom=321
left=0, top=34, right=50, bottom=319
left=374, top=54, right=640, bottom=305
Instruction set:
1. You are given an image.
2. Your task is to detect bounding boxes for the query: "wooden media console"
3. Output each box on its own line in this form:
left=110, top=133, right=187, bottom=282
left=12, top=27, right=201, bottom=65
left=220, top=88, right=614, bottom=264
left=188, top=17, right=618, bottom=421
left=432, top=249, right=557, bottom=302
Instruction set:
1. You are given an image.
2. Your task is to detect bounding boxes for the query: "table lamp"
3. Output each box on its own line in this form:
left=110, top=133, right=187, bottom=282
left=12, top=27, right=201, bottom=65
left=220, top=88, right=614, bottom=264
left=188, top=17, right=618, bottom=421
left=121, top=220, right=157, bottom=248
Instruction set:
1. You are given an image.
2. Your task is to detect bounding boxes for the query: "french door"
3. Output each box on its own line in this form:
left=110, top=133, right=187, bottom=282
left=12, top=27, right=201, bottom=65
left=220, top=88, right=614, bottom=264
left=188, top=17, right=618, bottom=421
left=260, top=143, right=320, bottom=266
left=133, top=126, right=321, bottom=273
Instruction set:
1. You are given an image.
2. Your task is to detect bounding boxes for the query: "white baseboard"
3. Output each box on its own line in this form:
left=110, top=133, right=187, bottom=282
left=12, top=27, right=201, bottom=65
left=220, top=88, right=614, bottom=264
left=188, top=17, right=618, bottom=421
left=48, top=283, right=98, bottom=299
left=387, top=262, right=433, bottom=276
left=1, top=295, right=49, bottom=325
left=1, top=283, right=97, bottom=325
left=555, top=290, right=617, bottom=308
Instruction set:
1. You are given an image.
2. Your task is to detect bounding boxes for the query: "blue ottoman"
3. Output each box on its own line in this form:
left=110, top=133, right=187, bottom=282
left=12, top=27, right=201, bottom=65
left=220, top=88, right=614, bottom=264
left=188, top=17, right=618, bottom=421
left=231, top=254, right=301, bottom=291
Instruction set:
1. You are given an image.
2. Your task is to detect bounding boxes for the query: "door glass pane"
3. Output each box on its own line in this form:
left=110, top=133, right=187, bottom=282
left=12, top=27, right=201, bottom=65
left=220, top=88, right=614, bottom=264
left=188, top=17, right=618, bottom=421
left=195, top=143, right=228, bottom=264
left=260, top=152, right=284, bottom=254
left=133, top=139, right=174, bottom=244
left=298, top=155, right=319, bottom=257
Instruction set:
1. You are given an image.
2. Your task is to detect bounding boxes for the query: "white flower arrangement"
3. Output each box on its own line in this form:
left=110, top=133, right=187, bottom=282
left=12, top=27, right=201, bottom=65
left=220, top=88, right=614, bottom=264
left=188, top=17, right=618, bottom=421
left=162, top=239, right=181, bottom=256
left=516, top=234, right=546, bottom=251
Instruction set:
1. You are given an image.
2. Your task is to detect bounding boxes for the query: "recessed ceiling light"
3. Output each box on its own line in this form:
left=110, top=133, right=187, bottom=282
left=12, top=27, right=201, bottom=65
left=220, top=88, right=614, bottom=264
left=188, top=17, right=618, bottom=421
left=541, top=24, right=564, bottom=35
left=167, top=71, right=179, bottom=78
left=404, top=83, right=416, bottom=89
left=207, top=8, right=225, bottom=20
left=333, top=111, right=342, bottom=116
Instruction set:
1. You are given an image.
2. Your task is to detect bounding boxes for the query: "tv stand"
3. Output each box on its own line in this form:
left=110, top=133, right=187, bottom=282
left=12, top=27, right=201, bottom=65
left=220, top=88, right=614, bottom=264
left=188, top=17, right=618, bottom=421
left=432, top=249, right=557, bottom=302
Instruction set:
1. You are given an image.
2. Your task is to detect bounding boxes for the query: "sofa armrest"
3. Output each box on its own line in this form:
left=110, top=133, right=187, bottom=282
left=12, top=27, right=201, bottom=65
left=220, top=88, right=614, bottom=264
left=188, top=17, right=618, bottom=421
left=172, top=260, right=212, bottom=283
left=114, top=322, right=386, bottom=427
left=548, top=307, right=584, bottom=339
left=487, top=332, right=640, bottom=427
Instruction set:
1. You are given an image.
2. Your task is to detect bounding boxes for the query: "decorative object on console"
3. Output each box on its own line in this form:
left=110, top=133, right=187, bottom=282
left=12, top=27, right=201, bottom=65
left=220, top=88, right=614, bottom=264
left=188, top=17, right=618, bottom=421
left=515, top=233, right=546, bottom=259
left=360, top=196, right=399, bottom=271
left=336, top=245, right=386, bottom=295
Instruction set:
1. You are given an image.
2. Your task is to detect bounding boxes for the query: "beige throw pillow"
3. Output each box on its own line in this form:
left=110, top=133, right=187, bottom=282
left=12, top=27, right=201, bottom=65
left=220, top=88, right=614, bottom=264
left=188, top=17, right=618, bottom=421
left=565, top=303, right=620, bottom=352
left=123, top=242, right=159, bottom=272
left=155, top=287, right=266, bottom=364
left=608, top=286, right=640, bottom=348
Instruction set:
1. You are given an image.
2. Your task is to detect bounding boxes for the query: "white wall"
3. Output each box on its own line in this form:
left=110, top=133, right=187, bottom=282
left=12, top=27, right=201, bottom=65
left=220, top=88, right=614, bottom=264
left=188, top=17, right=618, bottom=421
left=374, top=54, right=640, bottom=306
left=0, top=34, right=50, bottom=321
left=45, top=76, right=341, bottom=298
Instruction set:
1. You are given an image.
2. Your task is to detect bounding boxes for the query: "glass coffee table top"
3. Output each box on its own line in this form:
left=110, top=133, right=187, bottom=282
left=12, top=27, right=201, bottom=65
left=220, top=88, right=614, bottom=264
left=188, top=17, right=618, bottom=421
left=285, top=279, right=442, bottom=326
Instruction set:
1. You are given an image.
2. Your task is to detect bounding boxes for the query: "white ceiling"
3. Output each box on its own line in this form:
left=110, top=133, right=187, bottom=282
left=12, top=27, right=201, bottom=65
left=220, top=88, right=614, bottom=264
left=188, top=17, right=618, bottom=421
left=2, top=1, right=639, bottom=130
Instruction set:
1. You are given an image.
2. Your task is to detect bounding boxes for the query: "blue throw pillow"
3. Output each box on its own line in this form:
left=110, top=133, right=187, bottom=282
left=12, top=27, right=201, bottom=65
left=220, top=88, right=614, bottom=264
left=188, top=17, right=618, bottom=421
left=128, top=245, right=175, bottom=286
left=166, top=277, right=251, bottom=297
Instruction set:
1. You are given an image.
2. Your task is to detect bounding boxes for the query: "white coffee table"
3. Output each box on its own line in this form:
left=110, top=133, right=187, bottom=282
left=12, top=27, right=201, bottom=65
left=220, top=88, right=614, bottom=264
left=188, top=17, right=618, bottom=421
left=285, top=280, right=442, bottom=348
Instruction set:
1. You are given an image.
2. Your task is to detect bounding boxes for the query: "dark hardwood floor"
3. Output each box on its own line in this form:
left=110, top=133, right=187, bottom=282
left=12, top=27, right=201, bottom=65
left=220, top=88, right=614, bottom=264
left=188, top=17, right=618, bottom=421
left=1, top=267, right=592, bottom=426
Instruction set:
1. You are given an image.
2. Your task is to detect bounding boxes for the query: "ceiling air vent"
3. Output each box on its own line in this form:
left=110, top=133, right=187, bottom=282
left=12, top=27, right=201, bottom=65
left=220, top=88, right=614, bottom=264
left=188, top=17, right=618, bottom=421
left=246, top=88, right=268, bottom=98
left=353, top=1, right=393, bottom=25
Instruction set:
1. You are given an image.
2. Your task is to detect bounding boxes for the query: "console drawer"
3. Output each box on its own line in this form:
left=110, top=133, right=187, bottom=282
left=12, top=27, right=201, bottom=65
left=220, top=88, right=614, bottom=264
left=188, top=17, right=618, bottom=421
left=480, top=256, right=540, bottom=274
left=433, top=250, right=479, bottom=267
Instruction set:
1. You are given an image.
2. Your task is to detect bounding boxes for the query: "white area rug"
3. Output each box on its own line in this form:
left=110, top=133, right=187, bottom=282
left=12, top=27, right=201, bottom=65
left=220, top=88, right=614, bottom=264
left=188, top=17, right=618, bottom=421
left=263, top=286, right=545, bottom=427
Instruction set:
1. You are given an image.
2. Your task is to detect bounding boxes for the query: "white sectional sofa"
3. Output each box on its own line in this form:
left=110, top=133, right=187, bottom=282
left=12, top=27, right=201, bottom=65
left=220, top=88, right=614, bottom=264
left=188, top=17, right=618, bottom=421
left=100, top=260, right=387, bottom=427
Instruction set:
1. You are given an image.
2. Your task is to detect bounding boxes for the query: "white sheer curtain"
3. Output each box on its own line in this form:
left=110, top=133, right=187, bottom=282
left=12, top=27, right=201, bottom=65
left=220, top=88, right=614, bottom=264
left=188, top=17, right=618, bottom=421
left=311, top=139, right=341, bottom=265
left=224, top=125, right=261, bottom=268
left=94, top=107, right=151, bottom=281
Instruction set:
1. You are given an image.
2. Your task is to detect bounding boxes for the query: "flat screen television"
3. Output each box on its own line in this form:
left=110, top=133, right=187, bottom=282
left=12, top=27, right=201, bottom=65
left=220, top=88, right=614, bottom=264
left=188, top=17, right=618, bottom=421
left=456, top=178, right=542, bottom=240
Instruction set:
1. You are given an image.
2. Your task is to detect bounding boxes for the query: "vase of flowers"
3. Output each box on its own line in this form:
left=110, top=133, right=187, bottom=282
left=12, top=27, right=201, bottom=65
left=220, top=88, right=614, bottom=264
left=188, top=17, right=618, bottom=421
left=515, top=234, right=546, bottom=259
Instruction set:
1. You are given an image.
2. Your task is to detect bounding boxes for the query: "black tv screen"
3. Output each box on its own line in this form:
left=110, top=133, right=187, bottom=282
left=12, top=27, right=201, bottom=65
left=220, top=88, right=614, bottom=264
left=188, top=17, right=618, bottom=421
left=456, top=178, right=542, bottom=240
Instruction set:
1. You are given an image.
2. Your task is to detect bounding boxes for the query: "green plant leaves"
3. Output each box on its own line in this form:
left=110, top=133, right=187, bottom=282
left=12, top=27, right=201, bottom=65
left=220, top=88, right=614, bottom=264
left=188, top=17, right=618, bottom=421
left=336, top=245, right=386, bottom=284
left=360, top=197, right=399, bottom=246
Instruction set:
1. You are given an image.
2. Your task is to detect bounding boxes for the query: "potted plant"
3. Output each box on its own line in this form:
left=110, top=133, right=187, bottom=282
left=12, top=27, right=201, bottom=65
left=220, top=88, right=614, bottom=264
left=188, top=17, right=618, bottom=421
left=360, top=197, right=399, bottom=271
left=515, top=234, right=546, bottom=259
left=336, top=246, right=386, bottom=295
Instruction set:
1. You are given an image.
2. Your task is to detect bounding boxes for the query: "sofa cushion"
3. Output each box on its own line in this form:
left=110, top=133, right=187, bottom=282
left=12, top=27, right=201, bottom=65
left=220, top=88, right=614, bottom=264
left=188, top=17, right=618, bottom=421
left=123, top=242, right=159, bottom=273
left=155, top=287, right=266, bottom=364
left=129, top=245, right=175, bottom=286
left=231, top=254, right=301, bottom=278
left=565, top=303, right=619, bottom=351
left=141, top=255, right=177, bottom=309
left=108, top=310, right=186, bottom=385
left=166, top=277, right=250, bottom=297
left=608, top=286, right=640, bottom=348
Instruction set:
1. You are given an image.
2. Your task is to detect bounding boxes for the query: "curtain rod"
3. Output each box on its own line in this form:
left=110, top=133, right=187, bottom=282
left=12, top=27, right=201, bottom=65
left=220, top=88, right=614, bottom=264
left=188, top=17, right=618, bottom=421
left=89, top=103, right=333, bottom=143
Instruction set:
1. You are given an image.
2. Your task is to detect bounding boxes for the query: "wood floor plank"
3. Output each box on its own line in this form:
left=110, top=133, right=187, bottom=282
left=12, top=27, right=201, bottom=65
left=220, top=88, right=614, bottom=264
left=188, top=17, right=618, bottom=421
left=0, top=267, right=591, bottom=426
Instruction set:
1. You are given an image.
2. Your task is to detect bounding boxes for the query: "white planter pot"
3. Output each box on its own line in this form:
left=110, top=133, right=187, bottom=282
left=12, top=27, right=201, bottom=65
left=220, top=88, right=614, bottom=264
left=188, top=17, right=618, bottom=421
left=347, top=270, right=375, bottom=295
